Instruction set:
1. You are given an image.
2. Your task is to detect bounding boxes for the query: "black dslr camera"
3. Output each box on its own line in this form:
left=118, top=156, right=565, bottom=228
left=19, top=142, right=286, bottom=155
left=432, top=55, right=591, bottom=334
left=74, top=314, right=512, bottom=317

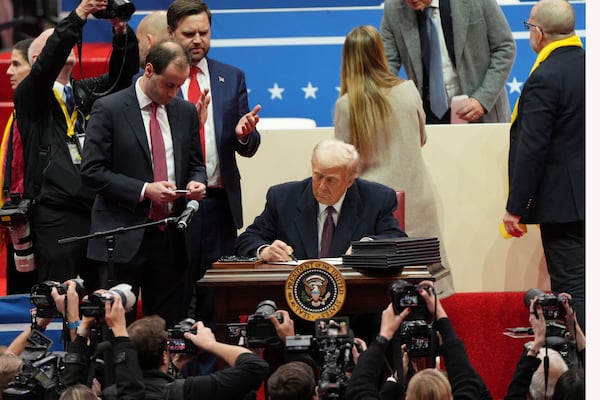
left=246, top=300, right=284, bottom=348
left=523, top=288, right=571, bottom=321
left=167, top=318, right=197, bottom=354
left=399, top=320, right=436, bottom=358
left=3, top=353, right=65, bottom=400
left=93, top=0, right=135, bottom=20
left=389, top=279, right=432, bottom=321
left=30, top=279, right=86, bottom=318
left=80, top=283, right=136, bottom=318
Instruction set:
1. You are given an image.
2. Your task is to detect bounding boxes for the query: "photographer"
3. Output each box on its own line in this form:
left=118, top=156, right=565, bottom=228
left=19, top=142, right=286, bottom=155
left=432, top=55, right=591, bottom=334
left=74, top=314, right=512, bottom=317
left=346, top=280, right=491, bottom=400
left=101, top=315, right=268, bottom=400
left=13, top=0, right=139, bottom=288
left=504, top=292, right=583, bottom=400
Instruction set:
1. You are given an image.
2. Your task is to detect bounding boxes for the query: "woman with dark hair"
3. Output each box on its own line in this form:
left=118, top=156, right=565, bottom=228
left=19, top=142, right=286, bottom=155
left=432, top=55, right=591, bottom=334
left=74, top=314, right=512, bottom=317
left=2, top=37, right=37, bottom=294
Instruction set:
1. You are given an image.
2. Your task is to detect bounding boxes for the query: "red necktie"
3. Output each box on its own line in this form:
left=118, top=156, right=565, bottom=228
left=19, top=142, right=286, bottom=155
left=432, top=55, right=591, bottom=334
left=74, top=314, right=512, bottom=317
left=150, top=102, right=169, bottom=221
left=188, top=65, right=206, bottom=158
left=320, top=206, right=336, bottom=258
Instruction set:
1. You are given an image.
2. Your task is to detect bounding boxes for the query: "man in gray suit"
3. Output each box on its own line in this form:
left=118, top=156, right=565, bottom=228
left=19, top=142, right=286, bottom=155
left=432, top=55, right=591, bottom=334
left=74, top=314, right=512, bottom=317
left=381, top=0, right=515, bottom=124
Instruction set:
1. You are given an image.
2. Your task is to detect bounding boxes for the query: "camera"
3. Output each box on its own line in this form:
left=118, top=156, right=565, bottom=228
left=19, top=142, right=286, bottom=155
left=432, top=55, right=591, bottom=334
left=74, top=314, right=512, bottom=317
left=246, top=300, right=284, bottom=348
left=80, top=283, right=136, bottom=318
left=3, top=353, right=64, bottom=400
left=312, top=317, right=357, bottom=400
left=523, top=288, right=570, bottom=321
left=389, top=279, right=432, bottom=321
left=167, top=318, right=197, bottom=354
left=0, top=195, right=35, bottom=272
left=93, top=0, right=135, bottom=20
left=30, top=279, right=86, bottom=318
left=399, top=320, right=436, bottom=358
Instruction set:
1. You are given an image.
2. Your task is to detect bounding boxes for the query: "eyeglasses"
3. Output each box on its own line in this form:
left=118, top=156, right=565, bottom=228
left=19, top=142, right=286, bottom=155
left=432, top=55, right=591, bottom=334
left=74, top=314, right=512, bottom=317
left=523, top=20, right=544, bottom=35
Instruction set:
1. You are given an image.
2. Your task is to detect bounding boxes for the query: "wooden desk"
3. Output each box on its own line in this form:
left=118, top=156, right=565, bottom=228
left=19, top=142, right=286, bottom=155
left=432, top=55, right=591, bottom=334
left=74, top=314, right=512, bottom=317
left=199, top=264, right=445, bottom=329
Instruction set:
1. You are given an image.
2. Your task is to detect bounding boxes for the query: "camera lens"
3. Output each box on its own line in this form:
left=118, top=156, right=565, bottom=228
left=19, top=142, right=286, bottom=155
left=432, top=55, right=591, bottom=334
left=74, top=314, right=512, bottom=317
left=523, top=288, right=546, bottom=308
left=106, top=283, right=137, bottom=311
left=255, top=300, right=277, bottom=317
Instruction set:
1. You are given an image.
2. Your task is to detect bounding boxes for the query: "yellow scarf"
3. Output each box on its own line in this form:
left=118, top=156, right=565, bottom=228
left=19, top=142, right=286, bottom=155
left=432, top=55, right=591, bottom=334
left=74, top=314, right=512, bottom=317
left=510, top=35, right=583, bottom=124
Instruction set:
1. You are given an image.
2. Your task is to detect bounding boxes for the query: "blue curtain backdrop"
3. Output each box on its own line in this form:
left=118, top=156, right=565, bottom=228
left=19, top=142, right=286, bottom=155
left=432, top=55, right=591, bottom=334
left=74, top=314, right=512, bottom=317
left=61, top=0, right=586, bottom=127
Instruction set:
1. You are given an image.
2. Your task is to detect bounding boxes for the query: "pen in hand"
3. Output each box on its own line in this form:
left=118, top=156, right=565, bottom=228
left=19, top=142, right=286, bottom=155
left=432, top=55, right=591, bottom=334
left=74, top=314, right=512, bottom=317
left=289, top=253, right=298, bottom=262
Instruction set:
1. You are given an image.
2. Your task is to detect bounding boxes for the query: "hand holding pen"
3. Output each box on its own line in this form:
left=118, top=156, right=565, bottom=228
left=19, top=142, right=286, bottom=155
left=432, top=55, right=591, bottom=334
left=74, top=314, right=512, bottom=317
left=258, top=239, right=296, bottom=262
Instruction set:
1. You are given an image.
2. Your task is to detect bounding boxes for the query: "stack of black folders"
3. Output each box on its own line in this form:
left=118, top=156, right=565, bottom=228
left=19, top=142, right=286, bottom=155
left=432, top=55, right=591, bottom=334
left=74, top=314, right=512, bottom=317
left=342, top=237, right=440, bottom=272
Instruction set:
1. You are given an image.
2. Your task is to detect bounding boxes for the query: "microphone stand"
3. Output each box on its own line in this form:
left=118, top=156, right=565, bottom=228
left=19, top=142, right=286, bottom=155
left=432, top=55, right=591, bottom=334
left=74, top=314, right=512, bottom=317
left=57, top=216, right=177, bottom=387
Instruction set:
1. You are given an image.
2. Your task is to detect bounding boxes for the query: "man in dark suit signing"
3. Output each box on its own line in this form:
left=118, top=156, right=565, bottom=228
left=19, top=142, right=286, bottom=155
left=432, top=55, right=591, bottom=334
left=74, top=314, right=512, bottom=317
left=502, top=0, right=585, bottom=330
left=80, top=41, right=207, bottom=326
left=236, top=139, right=407, bottom=262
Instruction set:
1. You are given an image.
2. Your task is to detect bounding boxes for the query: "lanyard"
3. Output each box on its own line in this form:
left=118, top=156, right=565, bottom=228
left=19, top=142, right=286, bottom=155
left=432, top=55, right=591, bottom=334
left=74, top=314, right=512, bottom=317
left=52, top=88, right=77, bottom=138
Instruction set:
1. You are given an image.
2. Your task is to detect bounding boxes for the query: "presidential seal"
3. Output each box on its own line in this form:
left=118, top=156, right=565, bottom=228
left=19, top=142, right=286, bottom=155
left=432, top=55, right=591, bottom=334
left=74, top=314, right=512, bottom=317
left=285, top=260, right=346, bottom=321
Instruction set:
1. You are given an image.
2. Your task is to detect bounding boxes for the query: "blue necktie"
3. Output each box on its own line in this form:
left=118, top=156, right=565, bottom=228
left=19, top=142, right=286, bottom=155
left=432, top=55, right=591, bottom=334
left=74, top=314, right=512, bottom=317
left=64, top=85, right=75, bottom=116
left=425, top=7, right=448, bottom=119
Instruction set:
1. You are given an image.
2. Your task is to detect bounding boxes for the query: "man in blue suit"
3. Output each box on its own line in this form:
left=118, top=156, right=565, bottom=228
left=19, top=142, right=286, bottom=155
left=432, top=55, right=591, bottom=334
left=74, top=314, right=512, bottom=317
left=166, top=0, right=261, bottom=327
left=502, top=0, right=585, bottom=330
left=236, top=139, right=407, bottom=261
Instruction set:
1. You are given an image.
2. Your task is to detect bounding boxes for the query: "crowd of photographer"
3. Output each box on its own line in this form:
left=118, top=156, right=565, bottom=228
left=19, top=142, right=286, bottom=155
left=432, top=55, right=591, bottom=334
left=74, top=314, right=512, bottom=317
left=0, top=276, right=586, bottom=400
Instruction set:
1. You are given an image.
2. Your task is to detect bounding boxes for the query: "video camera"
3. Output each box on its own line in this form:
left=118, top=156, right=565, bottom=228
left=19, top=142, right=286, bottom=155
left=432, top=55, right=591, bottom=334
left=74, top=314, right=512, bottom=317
left=246, top=300, right=284, bottom=348
left=93, top=0, right=135, bottom=20
left=30, top=279, right=86, bottom=318
left=167, top=318, right=197, bottom=354
left=80, top=283, right=136, bottom=318
left=285, top=317, right=359, bottom=400
left=389, top=279, right=432, bottom=321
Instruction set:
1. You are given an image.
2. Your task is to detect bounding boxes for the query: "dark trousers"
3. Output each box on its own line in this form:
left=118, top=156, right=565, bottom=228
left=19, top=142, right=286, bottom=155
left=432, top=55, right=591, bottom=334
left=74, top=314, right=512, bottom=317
left=540, top=221, right=585, bottom=332
left=31, top=203, right=99, bottom=290
left=111, top=225, right=188, bottom=328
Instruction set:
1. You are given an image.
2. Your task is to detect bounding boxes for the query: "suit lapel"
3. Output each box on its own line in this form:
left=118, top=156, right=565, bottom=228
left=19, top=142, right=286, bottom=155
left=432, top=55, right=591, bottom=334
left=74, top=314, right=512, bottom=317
left=449, top=0, right=469, bottom=65
left=400, top=2, right=424, bottom=92
left=207, top=59, right=223, bottom=155
left=122, top=87, right=152, bottom=169
left=294, top=181, right=319, bottom=259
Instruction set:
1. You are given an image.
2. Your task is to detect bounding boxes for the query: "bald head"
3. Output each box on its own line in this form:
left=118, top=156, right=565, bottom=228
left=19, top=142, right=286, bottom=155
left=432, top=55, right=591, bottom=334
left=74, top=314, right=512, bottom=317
left=28, top=28, right=54, bottom=65
left=136, top=11, right=169, bottom=67
left=532, top=0, right=575, bottom=39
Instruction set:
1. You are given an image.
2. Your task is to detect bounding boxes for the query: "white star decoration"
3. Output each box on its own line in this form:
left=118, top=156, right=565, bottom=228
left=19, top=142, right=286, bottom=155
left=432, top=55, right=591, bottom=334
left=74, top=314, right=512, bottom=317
left=302, top=82, right=319, bottom=99
left=268, top=83, right=285, bottom=100
left=506, top=76, right=523, bottom=94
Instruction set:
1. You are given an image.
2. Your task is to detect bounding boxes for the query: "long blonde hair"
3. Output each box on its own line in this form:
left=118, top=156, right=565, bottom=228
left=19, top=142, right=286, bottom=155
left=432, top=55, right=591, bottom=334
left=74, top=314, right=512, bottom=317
left=339, top=25, right=404, bottom=165
left=406, top=368, right=453, bottom=400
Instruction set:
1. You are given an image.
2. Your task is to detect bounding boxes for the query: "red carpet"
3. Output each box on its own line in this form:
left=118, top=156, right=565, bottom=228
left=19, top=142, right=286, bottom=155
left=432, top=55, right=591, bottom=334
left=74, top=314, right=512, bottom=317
left=441, top=292, right=530, bottom=399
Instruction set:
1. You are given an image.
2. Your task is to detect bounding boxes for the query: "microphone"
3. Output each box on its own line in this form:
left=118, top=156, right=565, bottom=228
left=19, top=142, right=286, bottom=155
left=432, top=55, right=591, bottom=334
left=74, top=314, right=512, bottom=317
left=177, top=200, right=200, bottom=231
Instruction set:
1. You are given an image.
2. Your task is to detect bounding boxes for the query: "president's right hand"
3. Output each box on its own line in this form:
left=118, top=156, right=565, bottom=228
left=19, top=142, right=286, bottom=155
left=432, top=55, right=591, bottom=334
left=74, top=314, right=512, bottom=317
left=259, top=240, right=294, bottom=262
